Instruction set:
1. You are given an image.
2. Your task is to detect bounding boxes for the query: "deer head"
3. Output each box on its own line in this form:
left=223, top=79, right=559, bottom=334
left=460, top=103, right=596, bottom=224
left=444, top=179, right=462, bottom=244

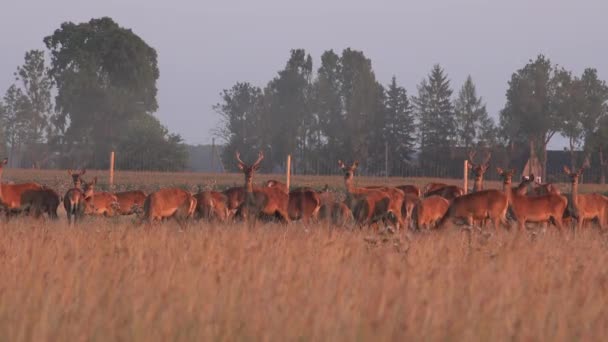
left=468, top=151, right=491, bottom=178
left=496, top=167, right=514, bottom=185
left=563, top=165, right=585, bottom=184
left=338, top=160, right=359, bottom=181
left=236, top=151, right=264, bottom=188
left=68, top=169, right=86, bottom=188
left=82, top=176, right=97, bottom=199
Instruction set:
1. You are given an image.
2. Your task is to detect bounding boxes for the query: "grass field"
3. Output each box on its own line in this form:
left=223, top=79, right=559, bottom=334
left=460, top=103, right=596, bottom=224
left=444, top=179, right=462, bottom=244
left=2, top=169, right=608, bottom=341
left=0, top=219, right=607, bottom=341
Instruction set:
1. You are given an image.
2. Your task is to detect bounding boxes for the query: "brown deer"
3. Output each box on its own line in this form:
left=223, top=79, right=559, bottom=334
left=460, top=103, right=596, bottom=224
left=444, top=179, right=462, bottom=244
left=505, top=171, right=567, bottom=231
left=317, top=185, right=353, bottom=227
left=20, top=187, right=61, bottom=219
left=425, top=185, right=465, bottom=201
left=194, top=191, right=229, bottom=222
left=143, top=187, right=197, bottom=224
left=396, top=185, right=421, bottom=198
left=437, top=168, right=511, bottom=230
left=338, top=160, right=394, bottom=229
left=64, top=169, right=87, bottom=224
left=114, top=190, right=147, bottom=215
left=468, top=151, right=492, bottom=192
left=563, top=165, right=608, bottom=231
left=265, top=180, right=321, bottom=224
left=81, top=177, right=120, bottom=216
left=413, top=195, right=449, bottom=230
left=423, top=182, right=449, bottom=196
left=235, top=151, right=290, bottom=226
left=222, top=186, right=245, bottom=219
left=0, top=159, right=44, bottom=217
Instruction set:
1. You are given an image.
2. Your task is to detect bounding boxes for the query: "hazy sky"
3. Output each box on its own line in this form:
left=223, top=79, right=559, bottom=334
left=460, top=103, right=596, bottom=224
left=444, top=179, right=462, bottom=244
left=1, top=0, right=607, bottom=149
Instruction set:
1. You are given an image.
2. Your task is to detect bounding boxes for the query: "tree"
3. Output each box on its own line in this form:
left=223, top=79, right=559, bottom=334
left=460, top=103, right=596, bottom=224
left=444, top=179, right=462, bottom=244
left=44, top=17, right=160, bottom=168
left=213, top=82, right=265, bottom=172
left=115, top=115, right=188, bottom=171
left=454, top=75, right=495, bottom=149
left=413, top=64, right=456, bottom=167
left=500, top=55, right=560, bottom=180
left=553, top=68, right=585, bottom=169
left=383, top=76, right=416, bottom=174
left=579, top=68, right=608, bottom=183
left=0, top=85, right=32, bottom=166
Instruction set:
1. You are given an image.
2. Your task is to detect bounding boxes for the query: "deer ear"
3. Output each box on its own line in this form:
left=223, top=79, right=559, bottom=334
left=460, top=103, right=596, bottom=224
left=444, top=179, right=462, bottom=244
left=68, top=169, right=73, bottom=176
left=353, top=161, right=359, bottom=169
left=338, top=160, right=344, bottom=169
left=496, top=167, right=503, bottom=174
left=467, top=163, right=472, bottom=169
left=81, top=169, right=86, bottom=175
left=563, top=166, right=571, bottom=174
left=237, top=163, right=245, bottom=171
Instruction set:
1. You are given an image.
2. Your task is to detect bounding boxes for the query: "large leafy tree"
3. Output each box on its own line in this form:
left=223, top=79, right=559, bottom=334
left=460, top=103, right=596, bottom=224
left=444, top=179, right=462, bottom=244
left=454, top=75, right=495, bottom=149
left=553, top=68, right=585, bottom=169
left=383, top=76, right=415, bottom=174
left=579, top=68, right=608, bottom=183
left=500, top=55, right=560, bottom=179
left=0, top=85, right=32, bottom=166
left=44, top=17, right=160, bottom=168
left=413, top=64, right=456, bottom=167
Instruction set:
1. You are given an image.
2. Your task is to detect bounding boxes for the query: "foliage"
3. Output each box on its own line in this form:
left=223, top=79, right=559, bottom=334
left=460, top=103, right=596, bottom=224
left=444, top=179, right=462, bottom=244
left=454, top=75, right=496, bottom=149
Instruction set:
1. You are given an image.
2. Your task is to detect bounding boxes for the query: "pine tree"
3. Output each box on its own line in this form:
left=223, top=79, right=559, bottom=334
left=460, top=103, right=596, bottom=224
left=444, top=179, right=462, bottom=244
left=384, top=76, right=416, bottom=174
left=413, top=64, right=455, bottom=166
left=454, top=75, right=495, bottom=149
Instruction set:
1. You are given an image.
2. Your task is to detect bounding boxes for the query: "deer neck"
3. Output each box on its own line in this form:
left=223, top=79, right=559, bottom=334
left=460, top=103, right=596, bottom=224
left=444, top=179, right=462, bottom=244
left=502, top=178, right=513, bottom=203
left=244, top=176, right=254, bottom=194
left=344, top=176, right=360, bottom=195
left=473, top=175, right=483, bottom=191
left=570, top=180, right=579, bottom=207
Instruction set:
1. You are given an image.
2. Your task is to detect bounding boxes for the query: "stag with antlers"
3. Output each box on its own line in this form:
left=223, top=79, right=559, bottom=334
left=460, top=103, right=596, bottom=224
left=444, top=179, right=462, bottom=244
left=235, top=151, right=290, bottom=226
left=468, top=151, right=492, bottom=192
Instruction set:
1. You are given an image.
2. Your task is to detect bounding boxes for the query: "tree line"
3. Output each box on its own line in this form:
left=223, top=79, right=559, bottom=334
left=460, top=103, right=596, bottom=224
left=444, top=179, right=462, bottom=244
left=215, top=50, right=608, bottom=182
left=0, top=17, right=188, bottom=171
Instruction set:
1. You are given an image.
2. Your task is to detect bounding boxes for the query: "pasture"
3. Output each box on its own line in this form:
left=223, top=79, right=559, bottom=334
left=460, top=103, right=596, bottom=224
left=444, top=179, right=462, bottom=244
left=1, top=168, right=608, bottom=341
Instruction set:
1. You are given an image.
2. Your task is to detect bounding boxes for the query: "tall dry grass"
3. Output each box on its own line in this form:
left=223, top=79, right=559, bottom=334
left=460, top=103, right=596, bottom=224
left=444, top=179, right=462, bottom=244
left=0, top=217, right=607, bottom=341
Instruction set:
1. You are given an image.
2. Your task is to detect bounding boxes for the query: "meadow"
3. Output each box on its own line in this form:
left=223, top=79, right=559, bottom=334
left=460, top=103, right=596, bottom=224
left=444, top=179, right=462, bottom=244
left=1, top=168, right=608, bottom=341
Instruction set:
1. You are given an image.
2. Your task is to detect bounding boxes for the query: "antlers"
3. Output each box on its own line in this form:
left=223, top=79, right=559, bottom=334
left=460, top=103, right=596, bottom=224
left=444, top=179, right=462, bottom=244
left=236, top=151, right=264, bottom=170
left=337, top=160, right=359, bottom=170
left=67, top=169, right=86, bottom=176
left=468, top=151, right=491, bottom=167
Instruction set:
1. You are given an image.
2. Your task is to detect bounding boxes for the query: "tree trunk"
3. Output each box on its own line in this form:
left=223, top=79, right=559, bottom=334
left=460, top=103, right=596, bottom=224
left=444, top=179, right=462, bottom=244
left=600, top=147, right=606, bottom=185
left=528, top=139, right=536, bottom=176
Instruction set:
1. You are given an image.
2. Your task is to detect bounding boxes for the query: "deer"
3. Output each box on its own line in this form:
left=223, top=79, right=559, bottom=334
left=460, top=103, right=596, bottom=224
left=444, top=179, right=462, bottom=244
left=142, top=187, right=197, bottom=225
left=468, top=151, right=492, bottom=192
left=413, top=195, right=449, bottom=230
left=396, top=185, right=421, bottom=198
left=425, top=185, right=465, bottom=201
left=338, top=160, right=395, bottom=230
left=0, top=159, right=44, bottom=218
left=423, top=182, right=449, bottom=196
left=20, top=187, right=61, bottom=220
left=223, top=186, right=246, bottom=219
left=235, top=151, right=290, bottom=226
left=317, top=185, right=353, bottom=227
left=265, top=180, right=321, bottom=224
left=563, top=165, right=608, bottom=231
left=194, top=191, right=230, bottom=222
left=81, top=177, right=120, bottom=216
left=503, top=171, right=568, bottom=231
left=113, top=190, right=147, bottom=215
left=437, top=168, right=511, bottom=230
left=64, top=169, right=87, bottom=224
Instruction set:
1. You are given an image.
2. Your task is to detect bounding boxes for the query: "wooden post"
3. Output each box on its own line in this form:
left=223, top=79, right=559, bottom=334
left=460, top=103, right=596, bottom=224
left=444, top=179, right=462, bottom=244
left=463, top=159, right=468, bottom=194
left=110, top=151, right=115, bottom=188
left=286, top=154, right=291, bottom=191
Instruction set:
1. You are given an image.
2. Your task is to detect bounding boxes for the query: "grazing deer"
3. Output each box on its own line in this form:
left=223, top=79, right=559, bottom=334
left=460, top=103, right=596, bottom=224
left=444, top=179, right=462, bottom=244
left=437, top=168, right=511, bottom=230
left=81, top=177, right=120, bottom=216
left=317, top=185, right=353, bottom=227
left=396, top=185, right=421, bottom=198
left=413, top=195, right=449, bottom=230
left=20, top=187, right=61, bottom=219
left=563, top=166, right=608, bottom=231
left=0, top=159, right=44, bottom=217
left=143, top=188, right=197, bottom=224
left=504, top=171, right=567, bottom=231
left=425, top=185, right=465, bottom=201
left=338, top=160, right=394, bottom=229
left=114, top=190, right=147, bottom=215
left=468, top=151, right=492, bottom=192
left=223, top=186, right=246, bottom=219
left=194, top=191, right=229, bottom=222
left=235, top=151, right=290, bottom=226
left=64, top=169, right=87, bottom=224
left=423, top=182, right=449, bottom=196
left=265, top=180, right=321, bottom=224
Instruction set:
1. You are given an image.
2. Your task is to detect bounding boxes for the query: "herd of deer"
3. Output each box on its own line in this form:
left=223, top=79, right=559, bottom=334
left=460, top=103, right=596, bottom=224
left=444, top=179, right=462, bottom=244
left=0, top=151, right=607, bottom=233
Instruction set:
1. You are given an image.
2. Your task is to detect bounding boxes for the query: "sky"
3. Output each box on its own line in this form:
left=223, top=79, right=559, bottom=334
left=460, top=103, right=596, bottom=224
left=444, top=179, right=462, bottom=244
left=1, top=0, right=607, bottom=149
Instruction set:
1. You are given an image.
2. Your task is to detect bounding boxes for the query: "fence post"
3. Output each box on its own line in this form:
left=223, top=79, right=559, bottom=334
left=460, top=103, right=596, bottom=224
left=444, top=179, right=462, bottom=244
left=286, top=154, right=291, bottom=191
left=110, top=151, right=115, bottom=189
left=463, top=159, right=468, bottom=194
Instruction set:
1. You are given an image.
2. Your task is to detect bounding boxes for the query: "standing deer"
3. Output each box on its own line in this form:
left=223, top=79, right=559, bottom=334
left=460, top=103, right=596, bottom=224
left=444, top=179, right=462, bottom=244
left=82, top=177, right=120, bottom=216
left=317, top=185, right=353, bottom=227
left=265, top=180, right=321, bottom=224
left=114, top=190, right=147, bottom=215
left=503, top=171, right=567, bottom=231
left=338, top=160, right=394, bottom=229
left=423, top=182, right=449, bottom=196
left=437, top=168, right=511, bottom=230
left=425, top=185, right=465, bottom=201
left=468, top=151, right=492, bottom=192
left=413, top=195, right=449, bottom=230
left=235, top=151, right=290, bottom=226
left=194, top=191, right=230, bottom=222
left=64, top=169, right=87, bottom=224
left=142, top=188, right=197, bottom=225
left=396, top=185, right=421, bottom=198
left=20, top=187, right=61, bottom=219
left=563, top=166, right=608, bottom=231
